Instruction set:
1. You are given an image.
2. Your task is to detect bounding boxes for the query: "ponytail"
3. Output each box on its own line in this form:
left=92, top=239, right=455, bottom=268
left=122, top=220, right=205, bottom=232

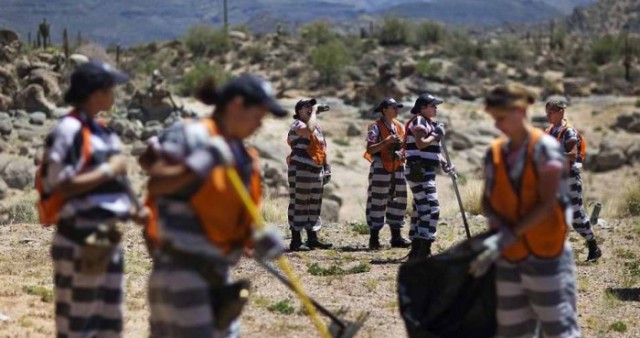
left=194, top=76, right=219, bottom=106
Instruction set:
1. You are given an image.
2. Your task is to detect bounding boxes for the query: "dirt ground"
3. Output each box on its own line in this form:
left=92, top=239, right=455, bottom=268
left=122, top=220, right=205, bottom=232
left=1, top=96, right=639, bottom=337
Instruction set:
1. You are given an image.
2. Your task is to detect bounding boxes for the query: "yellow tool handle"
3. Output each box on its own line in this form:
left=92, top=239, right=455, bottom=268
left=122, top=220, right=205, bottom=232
left=225, top=168, right=331, bottom=338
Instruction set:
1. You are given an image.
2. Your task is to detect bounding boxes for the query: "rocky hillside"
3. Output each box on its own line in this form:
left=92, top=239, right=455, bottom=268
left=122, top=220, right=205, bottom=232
left=0, top=0, right=594, bottom=45
left=567, top=0, right=640, bottom=34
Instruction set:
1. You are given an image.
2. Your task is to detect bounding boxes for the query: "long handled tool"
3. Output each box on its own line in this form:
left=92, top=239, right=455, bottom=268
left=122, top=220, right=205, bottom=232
left=225, top=168, right=331, bottom=338
left=256, top=258, right=369, bottom=338
left=441, top=136, right=471, bottom=239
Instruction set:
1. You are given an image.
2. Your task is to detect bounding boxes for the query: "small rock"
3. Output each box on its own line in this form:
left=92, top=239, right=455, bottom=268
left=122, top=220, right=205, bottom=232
left=0, top=120, right=12, bottom=136
left=20, top=237, right=36, bottom=244
left=0, top=311, right=10, bottom=321
left=0, top=177, right=8, bottom=199
left=29, top=112, right=47, bottom=125
left=346, top=122, right=362, bottom=137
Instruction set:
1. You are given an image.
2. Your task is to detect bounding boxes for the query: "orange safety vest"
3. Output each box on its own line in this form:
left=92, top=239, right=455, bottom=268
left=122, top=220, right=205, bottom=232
left=286, top=124, right=327, bottom=165
left=364, top=118, right=405, bottom=172
left=145, top=119, right=262, bottom=254
left=35, top=111, right=94, bottom=226
left=489, top=128, right=568, bottom=262
left=544, top=119, right=587, bottom=161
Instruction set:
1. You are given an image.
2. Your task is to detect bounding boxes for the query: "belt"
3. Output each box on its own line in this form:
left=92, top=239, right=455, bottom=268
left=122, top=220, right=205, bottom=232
left=290, top=161, right=323, bottom=173
left=161, top=244, right=226, bottom=287
left=406, top=160, right=438, bottom=170
left=57, top=219, right=96, bottom=245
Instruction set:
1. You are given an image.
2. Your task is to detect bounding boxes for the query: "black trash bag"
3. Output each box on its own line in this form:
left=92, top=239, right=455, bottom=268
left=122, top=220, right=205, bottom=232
left=398, top=231, right=497, bottom=338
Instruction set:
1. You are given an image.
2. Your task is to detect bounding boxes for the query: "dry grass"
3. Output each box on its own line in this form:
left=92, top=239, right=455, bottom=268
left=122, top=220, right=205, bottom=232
left=4, top=193, right=39, bottom=225
left=618, top=184, right=640, bottom=217
left=261, top=196, right=288, bottom=225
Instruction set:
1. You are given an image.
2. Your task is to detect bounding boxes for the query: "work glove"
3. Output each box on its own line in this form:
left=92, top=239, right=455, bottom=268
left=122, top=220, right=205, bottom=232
left=253, top=227, right=285, bottom=261
left=322, top=163, right=331, bottom=185
left=469, top=228, right=517, bottom=278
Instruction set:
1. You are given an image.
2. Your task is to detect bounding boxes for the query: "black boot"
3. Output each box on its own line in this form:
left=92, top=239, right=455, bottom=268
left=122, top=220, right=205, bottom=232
left=586, top=238, right=602, bottom=262
left=369, top=229, right=381, bottom=250
left=306, top=229, right=333, bottom=250
left=390, top=228, right=411, bottom=248
left=408, top=238, right=432, bottom=261
left=289, top=230, right=310, bottom=252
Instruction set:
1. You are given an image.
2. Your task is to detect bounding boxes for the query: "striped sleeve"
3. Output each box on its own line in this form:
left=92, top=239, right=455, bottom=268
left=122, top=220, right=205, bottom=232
left=366, top=123, right=380, bottom=143
left=43, top=117, right=82, bottom=191
left=534, top=135, right=566, bottom=173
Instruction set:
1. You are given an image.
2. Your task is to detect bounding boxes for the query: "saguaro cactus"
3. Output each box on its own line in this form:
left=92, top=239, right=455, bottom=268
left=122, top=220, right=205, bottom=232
left=39, top=18, right=50, bottom=49
left=63, top=28, right=70, bottom=60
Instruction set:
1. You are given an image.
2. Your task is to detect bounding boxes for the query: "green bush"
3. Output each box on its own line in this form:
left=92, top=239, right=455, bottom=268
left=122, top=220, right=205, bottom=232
left=178, top=62, right=230, bottom=96
left=267, top=299, right=295, bottom=314
left=591, top=35, right=620, bottom=65
left=310, top=40, right=351, bottom=85
left=184, top=24, right=229, bottom=57
left=489, top=37, right=526, bottom=62
left=414, top=21, right=446, bottom=46
left=23, top=285, right=54, bottom=303
left=307, top=262, right=370, bottom=276
left=609, top=321, right=628, bottom=333
left=300, top=21, right=338, bottom=45
left=415, top=60, right=443, bottom=79
left=350, top=222, right=369, bottom=235
left=239, top=44, right=268, bottom=64
left=376, top=17, right=414, bottom=46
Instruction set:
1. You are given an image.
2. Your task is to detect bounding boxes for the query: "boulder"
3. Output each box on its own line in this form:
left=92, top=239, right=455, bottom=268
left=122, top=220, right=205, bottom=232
left=0, top=156, right=34, bottom=189
left=0, top=177, right=8, bottom=200
left=563, top=77, right=593, bottom=97
left=592, top=141, right=627, bottom=172
left=614, top=112, right=640, bottom=133
left=109, top=118, right=142, bottom=143
left=0, top=94, right=11, bottom=112
left=15, top=84, right=56, bottom=114
left=0, top=120, right=12, bottom=136
left=29, top=112, right=47, bottom=125
left=27, top=69, right=62, bottom=105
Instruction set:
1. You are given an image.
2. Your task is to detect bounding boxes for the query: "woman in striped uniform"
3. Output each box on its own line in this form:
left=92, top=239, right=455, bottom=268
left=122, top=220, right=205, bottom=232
left=140, top=75, right=286, bottom=337
left=470, top=84, right=580, bottom=338
left=286, top=98, right=333, bottom=251
left=404, top=93, right=454, bottom=260
left=545, top=99, right=602, bottom=262
left=364, top=98, right=411, bottom=250
left=40, top=60, right=146, bottom=338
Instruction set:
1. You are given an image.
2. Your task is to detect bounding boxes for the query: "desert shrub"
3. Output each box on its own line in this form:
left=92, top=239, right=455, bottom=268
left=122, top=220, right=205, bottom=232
left=619, top=184, right=640, bottom=216
left=6, top=194, right=38, bottom=225
left=415, top=60, right=443, bottom=79
left=300, top=21, right=338, bottom=45
left=310, top=40, right=350, bottom=85
left=376, top=17, right=415, bottom=46
left=178, top=62, right=229, bottom=96
left=591, top=35, right=619, bottom=65
left=184, top=24, right=229, bottom=57
left=267, top=299, right=295, bottom=314
left=414, top=21, right=446, bottom=46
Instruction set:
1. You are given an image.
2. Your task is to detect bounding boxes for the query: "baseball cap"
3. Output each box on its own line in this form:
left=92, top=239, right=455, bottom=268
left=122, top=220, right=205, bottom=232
left=374, top=98, right=404, bottom=113
left=218, top=74, right=287, bottom=117
left=545, top=99, right=568, bottom=110
left=410, top=93, right=443, bottom=114
left=295, top=98, right=317, bottom=113
left=64, top=59, right=129, bottom=104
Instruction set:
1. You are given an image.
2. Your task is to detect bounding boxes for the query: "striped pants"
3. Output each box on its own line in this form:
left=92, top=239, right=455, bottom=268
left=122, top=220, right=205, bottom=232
left=366, top=160, right=407, bottom=230
left=149, top=254, right=239, bottom=338
left=51, top=232, right=124, bottom=338
left=288, top=163, right=324, bottom=231
left=405, top=166, right=439, bottom=240
left=568, top=168, right=594, bottom=241
left=496, top=245, right=580, bottom=338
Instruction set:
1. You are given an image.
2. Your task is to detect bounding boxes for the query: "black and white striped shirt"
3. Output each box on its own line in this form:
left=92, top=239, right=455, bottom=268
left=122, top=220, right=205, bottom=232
left=43, top=111, right=132, bottom=226
left=287, top=119, right=326, bottom=168
left=404, top=116, right=441, bottom=167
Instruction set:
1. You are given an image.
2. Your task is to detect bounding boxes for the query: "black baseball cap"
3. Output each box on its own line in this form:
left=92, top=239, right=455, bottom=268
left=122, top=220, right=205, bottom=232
left=64, top=59, right=129, bottom=104
left=295, top=98, right=317, bottom=113
left=218, top=74, right=287, bottom=117
left=410, top=93, right=443, bottom=114
left=374, top=98, right=404, bottom=113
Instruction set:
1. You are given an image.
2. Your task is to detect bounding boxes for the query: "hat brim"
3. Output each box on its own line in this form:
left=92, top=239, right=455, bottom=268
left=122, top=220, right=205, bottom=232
left=110, top=70, right=129, bottom=85
left=266, top=98, right=288, bottom=117
left=431, top=98, right=443, bottom=106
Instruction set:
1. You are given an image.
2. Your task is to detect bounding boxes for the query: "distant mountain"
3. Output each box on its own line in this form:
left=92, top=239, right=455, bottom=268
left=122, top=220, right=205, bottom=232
left=0, top=0, right=596, bottom=46
left=566, top=0, right=640, bottom=35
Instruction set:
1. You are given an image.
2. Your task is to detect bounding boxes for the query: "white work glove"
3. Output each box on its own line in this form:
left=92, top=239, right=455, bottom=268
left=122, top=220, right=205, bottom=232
left=207, top=136, right=234, bottom=166
left=253, top=227, right=285, bottom=261
left=469, top=228, right=517, bottom=278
